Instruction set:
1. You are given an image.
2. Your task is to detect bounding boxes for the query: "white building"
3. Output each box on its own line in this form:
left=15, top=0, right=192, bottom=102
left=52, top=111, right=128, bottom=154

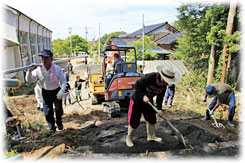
left=1, top=5, right=52, bottom=82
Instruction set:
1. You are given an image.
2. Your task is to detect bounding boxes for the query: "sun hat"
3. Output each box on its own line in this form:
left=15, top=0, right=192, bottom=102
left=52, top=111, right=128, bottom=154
left=39, top=49, right=53, bottom=57
left=156, top=65, right=181, bottom=84
left=205, top=85, right=216, bottom=98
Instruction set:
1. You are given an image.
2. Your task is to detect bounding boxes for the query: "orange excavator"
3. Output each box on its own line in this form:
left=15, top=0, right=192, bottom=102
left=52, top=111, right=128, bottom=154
left=102, top=45, right=143, bottom=117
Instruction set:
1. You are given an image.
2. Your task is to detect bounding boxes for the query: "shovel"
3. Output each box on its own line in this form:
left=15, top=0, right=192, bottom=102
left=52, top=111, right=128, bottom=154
left=147, top=101, right=186, bottom=148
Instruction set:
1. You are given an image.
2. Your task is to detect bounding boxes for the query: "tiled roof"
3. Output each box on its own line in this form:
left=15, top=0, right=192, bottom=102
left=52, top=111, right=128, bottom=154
left=156, top=33, right=184, bottom=44
left=108, top=37, right=138, bottom=45
left=128, top=22, right=168, bottom=36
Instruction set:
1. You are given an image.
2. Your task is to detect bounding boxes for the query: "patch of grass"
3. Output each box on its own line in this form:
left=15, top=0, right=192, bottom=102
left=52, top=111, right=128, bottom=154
left=4, top=149, right=19, bottom=159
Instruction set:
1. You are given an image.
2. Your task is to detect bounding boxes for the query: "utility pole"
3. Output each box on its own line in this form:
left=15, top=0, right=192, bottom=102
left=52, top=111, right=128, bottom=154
left=68, top=27, right=72, bottom=57
left=85, top=26, right=88, bottom=41
left=142, top=14, right=145, bottom=72
left=98, top=23, right=101, bottom=61
left=220, top=1, right=237, bottom=83
left=119, top=10, right=122, bottom=31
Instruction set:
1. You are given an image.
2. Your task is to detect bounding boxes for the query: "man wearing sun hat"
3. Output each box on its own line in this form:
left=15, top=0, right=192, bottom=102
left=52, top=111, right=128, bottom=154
left=202, top=82, right=236, bottom=127
left=126, top=65, right=181, bottom=147
left=26, top=49, right=67, bottom=133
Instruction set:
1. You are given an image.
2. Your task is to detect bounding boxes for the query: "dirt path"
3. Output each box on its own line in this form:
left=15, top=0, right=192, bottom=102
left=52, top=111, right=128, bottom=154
left=5, top=58, right=241, bottom=160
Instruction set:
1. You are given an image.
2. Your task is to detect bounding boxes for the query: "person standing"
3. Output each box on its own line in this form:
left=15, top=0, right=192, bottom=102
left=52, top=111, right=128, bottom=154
left=26, top=49, right=67, bottom=132
left=67, top=60, right=74, bottom=74
left=202, top=82, right=236, bottom=127
left=164, top=84, right=175, bottom=108
left=74, top=75, right=86, bottom=101
left=126, top=66, right=180, bottom=147
left=34, top=81, right=43, bottom=111
left=85, top=56, right=88, bottom=65
left=63, top=82, right=72, bottom=106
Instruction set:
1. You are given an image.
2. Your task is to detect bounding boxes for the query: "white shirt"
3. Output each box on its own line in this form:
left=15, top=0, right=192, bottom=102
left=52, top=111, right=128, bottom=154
left=34, top=84, right=43, bottom=108
left=26, top=64, right=66, bottom=90
left=34, top=84, right=42, bottom=100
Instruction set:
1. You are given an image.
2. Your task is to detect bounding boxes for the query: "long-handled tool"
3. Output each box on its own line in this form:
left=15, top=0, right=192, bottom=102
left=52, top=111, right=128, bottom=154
left=69, top=90, right=85, bottom=110
left=147, top=101, right=186, bottom=148
left=207, top=108, right=225, bottom=129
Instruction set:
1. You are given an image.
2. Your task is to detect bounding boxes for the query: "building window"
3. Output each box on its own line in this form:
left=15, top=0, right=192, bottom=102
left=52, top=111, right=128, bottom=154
left=30, top=33, right=36, bottom=56
left=37, top=36, right=42, bottom=53
left=42, top=37, right=46, bottom=49
left=19, top=31, right=28, bottom=58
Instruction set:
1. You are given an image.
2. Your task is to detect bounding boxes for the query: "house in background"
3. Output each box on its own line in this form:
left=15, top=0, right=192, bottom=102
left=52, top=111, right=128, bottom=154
left=1, top=5, right=52, bottom=82
left=106, top=21, right=183, bottom=60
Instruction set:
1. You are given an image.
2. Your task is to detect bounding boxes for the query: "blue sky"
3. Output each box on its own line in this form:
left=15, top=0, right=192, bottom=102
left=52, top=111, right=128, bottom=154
left=2, top=0, right=183, bottom=41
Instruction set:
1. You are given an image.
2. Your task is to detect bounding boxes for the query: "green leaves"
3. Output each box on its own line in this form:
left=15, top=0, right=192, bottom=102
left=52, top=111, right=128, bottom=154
left=128, top=35, right=158, bottom=61
left=52, top=35, right=88, bottom=57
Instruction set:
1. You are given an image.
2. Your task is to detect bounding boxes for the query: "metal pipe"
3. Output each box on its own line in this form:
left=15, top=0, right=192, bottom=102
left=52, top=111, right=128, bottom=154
left=3, top=56, right=83, bottom=74
left=3, top=78, right=21, bottom=89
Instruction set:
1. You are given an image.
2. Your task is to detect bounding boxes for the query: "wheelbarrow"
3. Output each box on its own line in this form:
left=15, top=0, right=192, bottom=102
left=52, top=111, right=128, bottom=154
left=147, top=101, right=186, bottom=149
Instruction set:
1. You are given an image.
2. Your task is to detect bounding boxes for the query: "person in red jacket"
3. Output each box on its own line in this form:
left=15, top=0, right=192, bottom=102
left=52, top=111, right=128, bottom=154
left=126, top=65, right=181, bottom=147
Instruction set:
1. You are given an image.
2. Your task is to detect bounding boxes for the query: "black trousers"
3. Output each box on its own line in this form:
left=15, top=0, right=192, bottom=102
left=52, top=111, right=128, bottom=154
left=128, top=99, right=157, bottom=129
left=42, top=87, right=63, bottom=129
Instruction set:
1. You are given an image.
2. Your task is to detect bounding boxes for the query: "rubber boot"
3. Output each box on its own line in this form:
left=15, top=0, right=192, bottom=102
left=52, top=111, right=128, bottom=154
left=76, top=96, right=78, bottom=102
left=126, top=125, right=135, bottom=147
left=227, top=114, right=235, bottom=127
left=146, top=122, right=162, bottom=142
left=64, top=100, right=66, bottom=106
left=202, top=109, right=210, bottom=120
left=68, top=99, right=71, bottom=104
left=79, top=97, right=82, bottom=101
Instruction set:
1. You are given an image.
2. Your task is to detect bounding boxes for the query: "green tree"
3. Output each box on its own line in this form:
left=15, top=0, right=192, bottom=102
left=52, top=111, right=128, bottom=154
left=52, top=35, right=89, bottom=57
left=128, top=35, right=158, bottom=61
left=173, top=4, right=211, bottom=65
left=173, top=3, right=240, bottom=85
left=94, top=31, right=127, bottom=54
left=52, top=39, right=69, bottom=57
left=70, top=35, right=88, bottom=54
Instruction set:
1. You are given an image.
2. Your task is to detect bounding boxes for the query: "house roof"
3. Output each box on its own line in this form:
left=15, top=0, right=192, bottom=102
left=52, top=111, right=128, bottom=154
left=128, top=22, right=168, bottom=36
left=128, top=21, right=179, bottom=36
left=106, top=36, right=171, bottom=55
left=156, top=33, right=184, bottom=44
left=107, top=37, right=138, bottom=46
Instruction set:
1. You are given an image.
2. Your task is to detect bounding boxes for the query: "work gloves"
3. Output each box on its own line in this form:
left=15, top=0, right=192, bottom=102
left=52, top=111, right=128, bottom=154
left=143, top=95, right=149, bottom=103
left=209, top=109, right=214, bottom=115
left=57, top=89, right=65, bottom=100
left=202, top=97, right=206, bottom=102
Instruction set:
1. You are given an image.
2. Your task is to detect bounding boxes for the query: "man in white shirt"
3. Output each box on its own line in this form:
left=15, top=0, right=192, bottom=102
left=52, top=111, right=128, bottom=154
left=34, top=81, right=43, bottom=111
left=26, top=49, right=67, bottom=133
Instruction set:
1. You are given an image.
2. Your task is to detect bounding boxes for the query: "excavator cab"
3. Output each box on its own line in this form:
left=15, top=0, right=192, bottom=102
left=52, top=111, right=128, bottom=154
left=102, top=45, right=143, bottom=103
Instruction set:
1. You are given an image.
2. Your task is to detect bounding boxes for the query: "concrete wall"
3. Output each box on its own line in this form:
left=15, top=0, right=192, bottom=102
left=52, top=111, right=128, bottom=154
left=2, top=5, right=52, bottom=83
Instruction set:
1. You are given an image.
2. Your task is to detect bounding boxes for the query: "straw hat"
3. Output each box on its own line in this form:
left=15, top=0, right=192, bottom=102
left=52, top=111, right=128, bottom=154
left=156, top=65, right=181, bottom=84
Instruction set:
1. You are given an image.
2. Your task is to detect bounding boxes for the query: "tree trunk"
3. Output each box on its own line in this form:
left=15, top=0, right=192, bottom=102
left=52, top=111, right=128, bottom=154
left=207, top=44, right=215, bottom=86
left=220, top=2, right=237, bottom=82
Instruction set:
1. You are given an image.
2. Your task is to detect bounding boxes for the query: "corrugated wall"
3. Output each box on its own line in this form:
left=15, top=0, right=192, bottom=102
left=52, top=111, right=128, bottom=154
left=143, top=60, right=189, bottom=76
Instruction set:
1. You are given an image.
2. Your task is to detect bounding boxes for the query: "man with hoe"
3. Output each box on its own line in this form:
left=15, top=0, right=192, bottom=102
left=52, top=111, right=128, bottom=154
left=126, top=65, right=181, bottom=147
left=202, top=82, right=236, bottom=127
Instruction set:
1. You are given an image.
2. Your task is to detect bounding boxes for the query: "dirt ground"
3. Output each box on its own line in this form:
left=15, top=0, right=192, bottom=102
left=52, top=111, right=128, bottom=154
left=4, top=58, right=241, bottom=160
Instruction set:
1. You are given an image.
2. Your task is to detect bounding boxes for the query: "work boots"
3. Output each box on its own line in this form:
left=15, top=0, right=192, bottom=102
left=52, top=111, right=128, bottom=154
left=227, top=114, right=235, bottom=127
left=146, top=122, right=162, bottom=142
left=126, top=125, right=135, bottom=147
left=68, top=99, right=71, bottom=104
left=202, top=109, right=210, bottom=120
